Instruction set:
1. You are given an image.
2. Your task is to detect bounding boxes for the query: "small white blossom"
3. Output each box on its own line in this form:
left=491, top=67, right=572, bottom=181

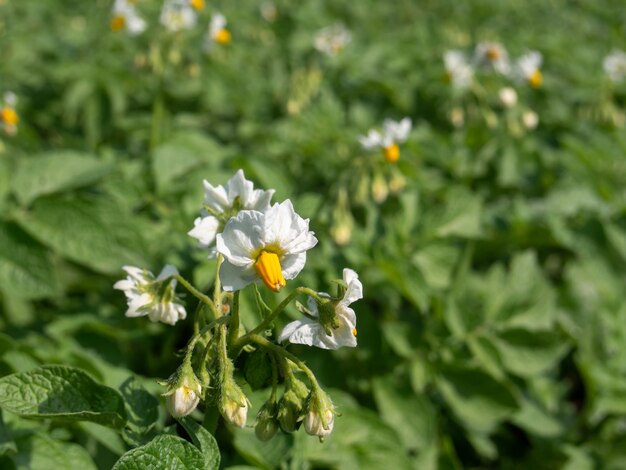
left=444, top=50, right=473, bottom=89
left=359, top=118, right=411, bottom=162
left=603, top=50, right=626, bottom=83
left=512, top=51, right=543, bottom=87
left=204, top=13, right=231, bottom=49
left=278, top=268, right=362, bottom=350
left=1, top=91, right=18, bottom=135
left=305, top=407, right=334, bottom=438
left=111, top=0, right=146, bottom=35
left=474, top=41, right=510, bottom=75
left=189, top=170, right=274, bottom=257
left=160, top=0, right=197, bottom=32
left=522, top=110, right=539, bottom=130
left=114, top=265, right=187, bottom=325
left=313, top=24, right=352, bottom=56
left=216, top=200, right=317, bottom=292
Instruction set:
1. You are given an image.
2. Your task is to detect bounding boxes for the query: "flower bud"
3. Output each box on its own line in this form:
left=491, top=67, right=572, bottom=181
left=220, top=380, right=249, bottom=428
left=371, top=173, right=389, bottom=204
left=388, top=171, right=406, bottom=194
left=277, top=375, right=309, bottom=432
left=522, top=110, right=539, bottom=130
left=304, top=389, right=335, bottom=439
left=161, top=363, right=202, bottom=418
left=498, top=87, right=518, bottom=108
left=255, top=400, right=279, bottom=441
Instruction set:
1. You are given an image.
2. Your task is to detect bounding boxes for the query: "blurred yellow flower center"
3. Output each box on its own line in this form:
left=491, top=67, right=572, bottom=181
left=383, top=144, right=400, bottom=163
left=191, top=0, right=204, bottom=11
left=255, top=250, right=286, bottom=292
left=487, top=47, right=500, bottom=60
left=529, top=70, right=542, bottom=88
left=215, top=28, right=232, bottom=45
left=1, top=107, right=18, bottom=126
left=111, top=15, right=125, bottom=32
left=352, top=328, right=357, bottom=337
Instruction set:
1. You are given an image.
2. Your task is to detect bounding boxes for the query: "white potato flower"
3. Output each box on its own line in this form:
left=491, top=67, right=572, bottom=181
left=603, top=50, right=626, bottom=83
left=166, top=377, right=201, bottom=417
left=474, top=41, right=510, bottom=75
left=513, top=51, right=543, bottom=88
left=443, top=50, right=473, bottom=89
left=215, top=200, right=318, bottom=292
left=358, top=117, right=412, bottom=163
left=278, top=268, right=362, bottom=349
left=1, top=91, right=18, bottom=135
left=188, top=169, right=275, bottom=257
left=313, top=24, right=352, bottom=56
left=498, top=86, right=518, bottom=108
left=204, top=13, right=231, bottom=49
left=114, top=265, right=187, bottom=325
left=111, top=0, right=146, bottom=35
left=160, top=0, right=197, bottom=32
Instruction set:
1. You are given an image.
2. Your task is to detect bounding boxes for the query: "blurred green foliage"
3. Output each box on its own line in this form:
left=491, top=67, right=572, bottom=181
left=1, top=0, right=626, bottom=468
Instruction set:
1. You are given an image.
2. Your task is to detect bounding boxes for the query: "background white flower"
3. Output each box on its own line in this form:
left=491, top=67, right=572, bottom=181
left=189, top=170, right=275, bottom=257
left=160, top=0, right=197, bottom=32
left=444, top=50, right=473, bottom=89
left=278, top=268, right=363, bottom=349
left=114, top=265, right=187, bottom=325
left=314, top=24, right=352, bottom=56
left=205, top=13, right=231, bottom=49
left=474, top=41, right=510, bottom=75
left=513, top=51, right=543, bottom=87
left=603, top=50, right=626, bottom=82
left=216, top=200, right=317, bottom=292
left=111, top=0, right=146, bottom=35
left=359, top=118, right=411, bottom=163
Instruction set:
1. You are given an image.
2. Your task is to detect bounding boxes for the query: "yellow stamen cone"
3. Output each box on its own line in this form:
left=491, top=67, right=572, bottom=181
left=529, top=70, right=542, bottom=88
left=215, top=28, right=232, bottom=45
left=487, top=48, right=500, bottom=60
left=1, top=107, right=18, bottom=126
left=352, top=328, right=357, bottom=337
left=383, top=144, right=400, bottom=163
left=111, top=15, right=126, bottom=32
left=255, top=251, right=286, bottom=292
left=191, top=0, right=205, bottom=11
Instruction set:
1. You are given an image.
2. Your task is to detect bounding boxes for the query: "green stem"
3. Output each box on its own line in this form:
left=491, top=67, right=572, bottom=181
left=185, top=316, right=230, bottom=362
left=214, top=255, right=224, bottom=317
left=243, top=287, right=322, bottom=341
left=246, top=334, right=320, bottom=390
left=173, top=274, right=217, bottom=317
left=228, top=291, right=240, bottom=344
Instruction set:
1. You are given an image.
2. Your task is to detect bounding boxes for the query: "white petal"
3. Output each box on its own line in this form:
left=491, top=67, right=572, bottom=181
left=281, top=252, right=307, bottom=281
left=341, top=268, right=363, bottom=305
left=156, top=264, right=179, bottom=282
left=202, top=180, right=230, bottom=212
left=358, top=130, right=383, bottom=150
left=219, top=259, right=257, bottom=292
left=126, top=293, right=153, bottom=317
left=188, top=216, right=220, bottom=248
left=216, top=210, right=264, bottom=266
left=278, top=318, right=321, bottom=346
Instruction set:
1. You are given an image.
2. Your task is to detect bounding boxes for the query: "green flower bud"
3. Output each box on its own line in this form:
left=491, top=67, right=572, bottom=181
left=219, top=377, right=250, bottom=428
left=160, top=361, right=202, bottom=418
left=277, top=374, right=309, bottom=433
left=255, top=399, right=279, bottom=441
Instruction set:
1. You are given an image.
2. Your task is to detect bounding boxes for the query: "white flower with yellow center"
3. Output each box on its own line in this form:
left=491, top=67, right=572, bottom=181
left=110, top=0, right=146, bottom=35
left=1, top=91, right=19, bottom=135
left=443, top=50, right=473, bottom=89
left=278, top=268, right=362, bottom=350
left=215, top=200, right=317, bottom=292
left=114, top=265, right=187, bottom=325
left=189, top=170, right=275, bottom=257
left=358, top=117, right=411, bottom=163
left=160, top=0, right=197, bottom=32
left=204, top=13, right=231, bottom=49
left=604, top=50, right=626, bottom=83
left=313, top=24, right=352, bottom=56
left=474, top=41, right=510, bottom=75
left=513, top=51, right=543, bottom=88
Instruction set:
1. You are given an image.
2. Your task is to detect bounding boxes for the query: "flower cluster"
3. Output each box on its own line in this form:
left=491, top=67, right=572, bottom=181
left=114, top=170, right=363, bottom=440
left=313, top=24, right=352, bottom=56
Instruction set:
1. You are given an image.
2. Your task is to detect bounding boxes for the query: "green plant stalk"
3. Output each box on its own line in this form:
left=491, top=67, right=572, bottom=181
left=214, top=255, right=224, bottom=317
left=228, top=291, right=240, bottom=344
left=246, top=334, right=321, bottom=391
left=174, top=274, right=218, bottom=318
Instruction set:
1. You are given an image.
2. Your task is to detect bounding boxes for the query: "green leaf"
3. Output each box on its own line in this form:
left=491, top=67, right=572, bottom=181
left=152, top=142, right=203, bottom=194
left=16, top=195, right=147, bottom=274
left=11, top=151, right=112, bottom=205
left=112, top=434, right=205, bottom=470
left=253, top=284, right=272, bottom=319
left=372, top=376, right=437, bottom=453
left=0, top=365, right=126, bottom=428
left=412, top=243, right=459, bottom=290
left=12, top=433, right=97, bottom=470
left=119, top=377, right=159, bottom=445
left=0, top=222, right=61, bottom=299
left=493, top=328, right=569, bottom=378
left=431, top=189, right=482, bottom=239
left=243, top=349, right=273, bottom=391
left=178, top=417, right=220, bottom=470
left=438, top=363, right=519, bottom=432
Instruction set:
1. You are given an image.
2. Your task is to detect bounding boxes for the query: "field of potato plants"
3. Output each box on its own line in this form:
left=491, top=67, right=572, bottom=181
left=1, top=0, right=626, bottom=468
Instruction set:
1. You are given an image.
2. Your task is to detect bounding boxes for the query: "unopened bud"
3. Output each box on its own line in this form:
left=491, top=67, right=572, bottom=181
left=388, top=171, right=406, bottom=194
left=449, top=107, right=465, bottom=128
left=220, top=381, right=249, bottom=428
left=161, top=363, right=202, bottom=418
left=371, top=174, right=388, bottom=204
left=277, top=375, right=309, bottom=432
left=522, top=110, right=539, bottom=130
left=255, top=400, right=279, bottom=441
left=304, top=389, right=335, bottom=439
left=498, top=87, right=518, bottom=108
